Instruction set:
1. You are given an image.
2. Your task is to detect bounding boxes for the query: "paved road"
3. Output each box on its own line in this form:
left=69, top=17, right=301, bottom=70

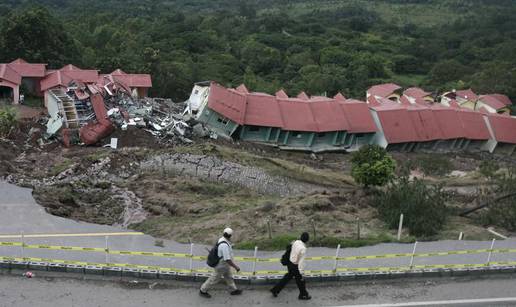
left=1, top=272, right=516, bottom=307
left=1, top=181, right=516, bottom=274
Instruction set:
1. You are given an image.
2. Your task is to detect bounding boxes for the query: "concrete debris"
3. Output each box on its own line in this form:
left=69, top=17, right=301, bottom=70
left=43, top=78, right=205, bottom=147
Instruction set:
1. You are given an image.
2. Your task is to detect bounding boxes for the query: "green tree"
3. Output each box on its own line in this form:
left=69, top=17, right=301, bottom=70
left=373, top=177, right=448, bottom=237
left=0, top=7, right=79, bottom=66
left=0, top=107, right=16, bottom=137
left=351, top=145, right=396, bottom=187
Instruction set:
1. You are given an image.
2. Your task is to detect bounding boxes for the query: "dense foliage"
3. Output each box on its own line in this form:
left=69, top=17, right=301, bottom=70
left=1, top=0, right=515, bottom=102
left=351, top=145, right=395, bottom=187
left=0, top=107, right=16, bottom=137
left=374, top=177, right=448, bottom=237
left=479, top=168, right=516, bottom=231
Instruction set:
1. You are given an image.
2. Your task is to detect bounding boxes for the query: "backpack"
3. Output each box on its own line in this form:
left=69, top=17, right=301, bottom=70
left=280, top=243, right=292, bottom=266
left=207, top=240, right=229, bottom=268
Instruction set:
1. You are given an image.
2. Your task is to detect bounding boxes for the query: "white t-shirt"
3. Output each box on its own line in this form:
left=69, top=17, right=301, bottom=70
left=217, top=237, right=233, bottom=261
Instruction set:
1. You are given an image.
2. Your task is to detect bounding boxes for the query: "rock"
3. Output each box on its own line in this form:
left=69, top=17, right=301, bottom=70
left=192, top=124, right=209, bottom=137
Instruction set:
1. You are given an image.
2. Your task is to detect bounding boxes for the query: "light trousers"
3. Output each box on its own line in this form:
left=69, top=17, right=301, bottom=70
left=200, top=261, right=237, bottom=292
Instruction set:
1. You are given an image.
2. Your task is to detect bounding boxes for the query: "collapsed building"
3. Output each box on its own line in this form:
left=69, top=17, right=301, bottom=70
left=186, top=81, right=516, bottom=155
left=187, top=82, right=377, bottom=152
left=0, top=59, right=194, bottom=146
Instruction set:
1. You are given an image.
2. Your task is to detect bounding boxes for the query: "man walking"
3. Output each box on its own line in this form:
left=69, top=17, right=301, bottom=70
left=199, top=227, right=243, bottom=298
left=270, top=232, right=311, bottom=300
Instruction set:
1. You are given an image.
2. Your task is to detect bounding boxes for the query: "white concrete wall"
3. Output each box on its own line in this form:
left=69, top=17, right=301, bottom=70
left=482, top=115, right=498, bottom=153
left=187, top=85, right=210, bottom=117
left=369, top=109, right=388, bottom=148
left=476, top=101, right=497, bottom=114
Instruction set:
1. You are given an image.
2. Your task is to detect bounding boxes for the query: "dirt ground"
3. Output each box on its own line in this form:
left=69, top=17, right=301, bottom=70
left=1, top=118, right=514, bottom=247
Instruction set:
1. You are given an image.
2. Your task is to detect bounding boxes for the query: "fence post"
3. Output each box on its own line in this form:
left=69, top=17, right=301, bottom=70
left=21, top=231, right=25, bottom=260
left=458, top=232, right=464, bottom=240
left=189, top=243, right=194, bottom=274
left=105, top=236, right=109, bottom=264
left=486, top=238, right=496, bottom=266
left=409, top=241, right=418, bottom=269
left=356, top=218, right=360, bottom=240
left=267, top=219, right=272, bottom=239
left=333, top=244, right=341, bottom=274
left=397, top=214, right=404, bottom=241
left=252, top=246, right=258, bottom=276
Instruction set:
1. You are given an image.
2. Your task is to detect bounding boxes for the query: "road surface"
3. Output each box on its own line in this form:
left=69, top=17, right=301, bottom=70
left=1, top=272, right=516, bottom=307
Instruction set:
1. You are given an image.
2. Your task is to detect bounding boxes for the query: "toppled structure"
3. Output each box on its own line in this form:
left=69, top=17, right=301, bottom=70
left=185, top=81, right=516, bottom=155
left=37, top=62, right=192, bottom=146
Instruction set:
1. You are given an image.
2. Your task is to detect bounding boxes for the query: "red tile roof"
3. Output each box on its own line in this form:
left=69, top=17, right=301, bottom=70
left=40, top=71, right=72, bottom=91
left=457, top=109, right=491, bottom=140
left=404, top=87, right=431, bottom=99
left=367, top=83, right=401, bottom=98
left=207, top=82, right=247, bottom=125
left=8, top=59, right=46, bottom=78
left=491, top=94, right=512, bottom=106
left=0, top=64, right=22, bottom=84
left=478, top=95, right=508, bottom=110
left=111, top=69, right=127, bottom=75
left=456, top=89, right=478, bottom=101
left=309, top=101, right=350, bottom=132
left=430, top=105, right=465, bottom=139
left=60, top=64, right=82, bottom=71
left=334, top=92, right=346, bottom=101
left=244, top=93, right=283, bottom=128
left=275, top=89, right=288, bottom=99
left=370, top=103, right=420, bottom=143
left=297, top=92, right=309, bottom=100
left=236, top=84, right=249, bottom=94
left=406, top=104, right=444, bottom=141
left=338, top=99, right=377, bottom=133
left=112, top=74, right=152, bottom=88
left=277, top=98, right=318, bottom=132
left=487, top=114, right=516, bottom=144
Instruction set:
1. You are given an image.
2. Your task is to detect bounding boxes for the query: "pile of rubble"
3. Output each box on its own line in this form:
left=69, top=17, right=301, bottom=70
left=45, top=79, right=215, bottom=147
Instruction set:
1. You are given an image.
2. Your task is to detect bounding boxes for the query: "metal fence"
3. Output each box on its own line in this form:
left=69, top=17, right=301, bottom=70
left=1, top=238, right=516, bottom=277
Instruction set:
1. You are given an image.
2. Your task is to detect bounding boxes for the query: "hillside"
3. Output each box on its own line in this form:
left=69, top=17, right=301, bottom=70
left=0, top=0, right=515, bottom=103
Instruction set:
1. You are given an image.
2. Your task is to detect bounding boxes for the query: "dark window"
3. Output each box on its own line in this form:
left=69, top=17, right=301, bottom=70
left=291, top=131, right=303, bottom=138
left=317, top=133, right=326, bottom=137
left=249, top=126, right=260, bottom=132
left=217, top=117, right=229, bottom=125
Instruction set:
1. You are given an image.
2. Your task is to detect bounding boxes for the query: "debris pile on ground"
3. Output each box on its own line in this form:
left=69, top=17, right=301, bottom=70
left=45, top=79, right=201, bottom=147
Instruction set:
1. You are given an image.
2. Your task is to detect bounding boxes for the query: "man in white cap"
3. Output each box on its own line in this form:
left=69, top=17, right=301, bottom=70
left=199, top=227, right=242, bottom=298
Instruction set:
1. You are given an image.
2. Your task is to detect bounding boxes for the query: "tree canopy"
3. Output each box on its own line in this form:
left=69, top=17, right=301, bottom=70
left=0, top=1, right=515, bottom=102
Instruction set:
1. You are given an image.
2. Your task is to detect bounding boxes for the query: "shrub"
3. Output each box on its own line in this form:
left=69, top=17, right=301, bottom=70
left=479, top=168, right=516, bottom=231
left=0, top=107, right=16, bottom=137
left=405, top=154, right=453, bottom=177
left=351, top=145, right=396, bottom=187
left=373, top=177, right=448, bottom=237
left=479, top=160, right=500, bottom=179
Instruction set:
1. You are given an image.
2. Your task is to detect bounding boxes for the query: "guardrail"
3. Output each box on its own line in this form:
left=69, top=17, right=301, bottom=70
left=1, top=239, right=515, bottom=277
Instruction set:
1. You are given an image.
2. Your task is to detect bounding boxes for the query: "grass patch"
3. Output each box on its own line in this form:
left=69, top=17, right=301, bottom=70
left=404, top=154, right=453, bottom=177
left=49, top=159, right=74, bottom=176
left=235, top=233, right=415, bottom=251
left=23, top=97, right=44, bottom=108
left=84, top=150, right=111, bottom=163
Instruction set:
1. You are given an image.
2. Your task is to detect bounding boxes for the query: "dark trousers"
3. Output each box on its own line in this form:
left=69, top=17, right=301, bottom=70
left=271, top=263, right=309, bottom=297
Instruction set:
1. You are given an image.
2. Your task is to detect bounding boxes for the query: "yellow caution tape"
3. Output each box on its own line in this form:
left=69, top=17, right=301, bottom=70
left=1, top=240, right=515, bottom=263
left=1, top=255, right=515, bottom=275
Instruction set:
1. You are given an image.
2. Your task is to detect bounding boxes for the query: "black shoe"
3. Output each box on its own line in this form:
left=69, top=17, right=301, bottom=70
left=299, top=295, right=312, bottom=300
left=230, top=289, right=243, bottom=295
left=270, top=289, right=278, bottom=297
left=199, top=290, right=211, bottom=298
